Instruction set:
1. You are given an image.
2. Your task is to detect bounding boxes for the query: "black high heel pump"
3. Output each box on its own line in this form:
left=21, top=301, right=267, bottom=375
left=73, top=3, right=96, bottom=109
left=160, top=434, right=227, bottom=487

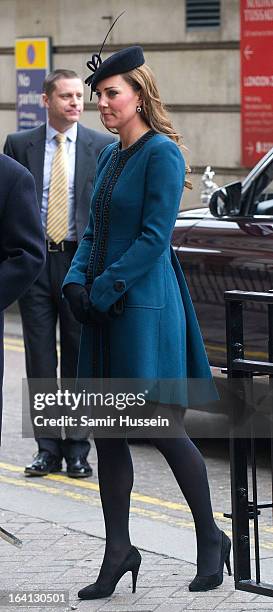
left=189, top=531, right=232, bottom=592
left=78, top=546, right=142, bottom=600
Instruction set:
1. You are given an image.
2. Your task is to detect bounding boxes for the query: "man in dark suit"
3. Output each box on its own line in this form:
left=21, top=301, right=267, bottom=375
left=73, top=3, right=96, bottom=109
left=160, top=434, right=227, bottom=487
left=4, top=69, right=114, bottom=477
left=0, top=154, right=45, bottom=443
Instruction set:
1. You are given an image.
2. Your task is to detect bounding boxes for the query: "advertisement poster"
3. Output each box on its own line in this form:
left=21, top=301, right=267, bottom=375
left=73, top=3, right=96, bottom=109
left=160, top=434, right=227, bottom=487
left=15, top=37, right=52, bottom=131
left=241, top=0, right=273, bottom=166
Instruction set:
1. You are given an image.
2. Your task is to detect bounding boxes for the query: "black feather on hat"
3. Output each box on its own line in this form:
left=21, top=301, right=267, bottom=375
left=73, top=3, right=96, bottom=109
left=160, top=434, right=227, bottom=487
left=85, top=13, right=145, bottom=99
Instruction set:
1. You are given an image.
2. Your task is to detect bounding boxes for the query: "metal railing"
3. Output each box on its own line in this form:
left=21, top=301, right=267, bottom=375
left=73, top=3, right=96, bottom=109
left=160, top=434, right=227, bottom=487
left=225, top=289, right=273, bottom=597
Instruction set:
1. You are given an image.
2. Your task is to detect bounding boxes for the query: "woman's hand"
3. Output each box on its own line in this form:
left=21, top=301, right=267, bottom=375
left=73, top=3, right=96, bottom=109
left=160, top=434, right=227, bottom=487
left=63, top=283, right=93, bottom=324
left=63, top=283, right=124, bottom=324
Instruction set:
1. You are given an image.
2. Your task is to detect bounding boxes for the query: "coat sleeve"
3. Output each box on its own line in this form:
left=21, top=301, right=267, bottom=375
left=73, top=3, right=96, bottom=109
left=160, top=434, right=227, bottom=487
left=0, top=164, right=46, bottom=311
left=90, top=140, right=185, bottom=311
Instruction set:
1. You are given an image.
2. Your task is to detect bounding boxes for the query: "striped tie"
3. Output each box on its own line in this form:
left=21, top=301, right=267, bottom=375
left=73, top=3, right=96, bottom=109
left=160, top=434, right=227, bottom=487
left=47, top=133, right=69, bottom=244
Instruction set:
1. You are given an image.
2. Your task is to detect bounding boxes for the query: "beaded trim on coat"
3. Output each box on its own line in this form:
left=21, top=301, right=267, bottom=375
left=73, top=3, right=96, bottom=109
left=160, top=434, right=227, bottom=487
left=86, top=129, right=155, bottom=286
left=85, top=129, right=155, bottom=377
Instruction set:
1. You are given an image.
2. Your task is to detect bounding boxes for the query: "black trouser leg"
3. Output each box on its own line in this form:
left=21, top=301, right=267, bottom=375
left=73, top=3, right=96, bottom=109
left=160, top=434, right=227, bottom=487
left=0, top=312, right=3, bottom=444
left=19, top=249, right=90, bottom=460
left=19, top=266, right=62, bottom=457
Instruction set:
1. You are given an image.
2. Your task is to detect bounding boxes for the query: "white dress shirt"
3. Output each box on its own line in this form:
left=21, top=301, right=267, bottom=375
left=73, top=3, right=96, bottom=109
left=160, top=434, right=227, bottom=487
left=42, top=122, right=78, bottom=241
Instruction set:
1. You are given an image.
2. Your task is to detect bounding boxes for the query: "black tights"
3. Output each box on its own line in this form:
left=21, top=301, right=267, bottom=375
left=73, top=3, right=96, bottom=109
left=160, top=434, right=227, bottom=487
left=94, top=434, right=221, bottom=578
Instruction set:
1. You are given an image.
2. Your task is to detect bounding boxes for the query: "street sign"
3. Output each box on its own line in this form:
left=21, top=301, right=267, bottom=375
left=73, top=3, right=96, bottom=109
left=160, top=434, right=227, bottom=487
left=241, top=0, right=273, bottom=166
left=15, top=37, right=52, bottom=131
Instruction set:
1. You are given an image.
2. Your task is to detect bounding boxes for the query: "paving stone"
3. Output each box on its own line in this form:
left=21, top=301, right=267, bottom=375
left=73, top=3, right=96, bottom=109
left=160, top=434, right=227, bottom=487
left=225, top=591, right=258, bottom=602
left=253, top=595, right=273, bottom=603
left=186, top=596, right=227, bottom=609
left=156, top=605, right=195, bottom=612
left=18, top=522, right=53, bottom=533
left=98, top=605, right=159, bottom=612
left=76, top=605, right=108, bottom=612
left=196, top=610, right=244, bottom=612
left=217, top=603, right=273, bottom=610
left=141, top=586, right=180, bottom=598
left=4, top=506, right=273, bottom=612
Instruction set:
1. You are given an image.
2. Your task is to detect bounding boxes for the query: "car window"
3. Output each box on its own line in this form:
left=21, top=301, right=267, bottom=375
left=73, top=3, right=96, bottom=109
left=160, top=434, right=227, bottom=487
left=251, top=160, right=273, bottom=215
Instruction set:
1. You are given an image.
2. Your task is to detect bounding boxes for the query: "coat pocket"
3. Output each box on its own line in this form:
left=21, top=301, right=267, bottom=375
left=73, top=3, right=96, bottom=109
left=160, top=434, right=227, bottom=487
left=126, top=258, right=166, bottom=309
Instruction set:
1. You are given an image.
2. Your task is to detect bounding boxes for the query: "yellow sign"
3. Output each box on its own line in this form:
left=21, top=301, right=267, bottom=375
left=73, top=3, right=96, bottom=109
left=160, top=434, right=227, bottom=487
left=15, top=38, right=50, bottom=70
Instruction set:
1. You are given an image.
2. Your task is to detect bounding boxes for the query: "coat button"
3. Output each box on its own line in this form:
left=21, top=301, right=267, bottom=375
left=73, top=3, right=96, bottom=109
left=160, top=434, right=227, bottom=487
left=114, top=280, right=126, bottom=292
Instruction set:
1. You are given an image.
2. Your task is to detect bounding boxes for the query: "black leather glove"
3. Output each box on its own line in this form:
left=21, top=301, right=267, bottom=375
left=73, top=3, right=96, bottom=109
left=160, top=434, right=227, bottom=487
left=89, top=305, right=110, bottom=324
left=88, top=300, right=125, bottom=323
left=63, top=283, right=119, bottom=325
left=64, top=284, right=125, bottom=324
left=63, top=283, right=93, bottom=324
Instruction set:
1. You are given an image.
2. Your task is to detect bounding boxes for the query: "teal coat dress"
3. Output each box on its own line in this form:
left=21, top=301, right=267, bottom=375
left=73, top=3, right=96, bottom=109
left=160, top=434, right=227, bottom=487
left=63, top=131, right=217, bottom=407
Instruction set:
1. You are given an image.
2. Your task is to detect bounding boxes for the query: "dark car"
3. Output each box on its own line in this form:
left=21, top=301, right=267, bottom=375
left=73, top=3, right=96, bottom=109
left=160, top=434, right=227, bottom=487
left=172, top=150, right=273, bottom=368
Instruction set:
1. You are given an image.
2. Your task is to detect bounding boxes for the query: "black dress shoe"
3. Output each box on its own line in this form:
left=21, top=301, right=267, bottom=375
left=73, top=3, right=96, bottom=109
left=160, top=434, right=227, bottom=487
left=78, top=546, right=142, bottom=600
left=66, top=457, right=93, bottom=478
left=24, top=451, right=62, bottom=477
left=189, top=531, right=232, bottom=592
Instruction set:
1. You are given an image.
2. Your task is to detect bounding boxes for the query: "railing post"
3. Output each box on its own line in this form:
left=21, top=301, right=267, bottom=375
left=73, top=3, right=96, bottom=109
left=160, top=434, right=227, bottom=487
left=224, top=290, right=273, bottom=596
left=268, top=303, right=273, bottom=524
left=225, top=297, right=251, bottom=584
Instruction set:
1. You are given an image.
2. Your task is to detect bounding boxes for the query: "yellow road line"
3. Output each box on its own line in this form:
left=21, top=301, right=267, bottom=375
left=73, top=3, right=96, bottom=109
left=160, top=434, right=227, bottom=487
left=0, top=461, right=225, bottom=520
left=4, top=343, right=24, bottom=353
left=0, top=473, right=227, bottom=533
left=4, top=336, right=24, bottom=352
left=0, top=474, right=100, bottom=504
left=4, top=336, right=24, bottom=346
left=4, top=336, right=268, bottom=361
left=3, top=336, right=60, bottom=354
left=206, top=343, right=267, bottom=360
left=0, top=473, right=194, bottom=528
left=1, top=465, right=273, bottom=551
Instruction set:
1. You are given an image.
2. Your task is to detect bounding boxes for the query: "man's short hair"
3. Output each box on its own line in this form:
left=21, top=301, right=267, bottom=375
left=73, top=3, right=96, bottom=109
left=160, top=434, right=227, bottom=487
left=43, top=69, right=81, bottom=97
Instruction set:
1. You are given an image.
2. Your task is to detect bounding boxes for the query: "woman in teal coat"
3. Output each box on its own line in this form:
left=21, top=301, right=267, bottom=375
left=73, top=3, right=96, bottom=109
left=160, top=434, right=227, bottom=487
left=63, top=46, right=231, bottom=600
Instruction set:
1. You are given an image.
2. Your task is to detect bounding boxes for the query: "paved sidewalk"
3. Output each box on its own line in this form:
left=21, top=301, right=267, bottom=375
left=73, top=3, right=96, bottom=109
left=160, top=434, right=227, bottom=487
left=1, top=509, right=273, bottom=612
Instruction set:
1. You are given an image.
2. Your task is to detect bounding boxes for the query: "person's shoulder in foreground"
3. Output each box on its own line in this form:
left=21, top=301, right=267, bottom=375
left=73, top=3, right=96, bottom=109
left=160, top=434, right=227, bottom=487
left=0, top=152, right=32, bottom=175
left=0, top=153, right=45, bottom=311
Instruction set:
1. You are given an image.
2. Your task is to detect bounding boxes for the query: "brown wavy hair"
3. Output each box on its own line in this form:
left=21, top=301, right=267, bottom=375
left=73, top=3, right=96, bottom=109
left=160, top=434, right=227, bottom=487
left=123, top=64, right=192, bottom=189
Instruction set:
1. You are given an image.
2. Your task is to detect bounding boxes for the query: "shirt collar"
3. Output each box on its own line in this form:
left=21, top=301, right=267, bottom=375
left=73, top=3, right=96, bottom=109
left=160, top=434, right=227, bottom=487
left=46, top=122, right=78, bottom=143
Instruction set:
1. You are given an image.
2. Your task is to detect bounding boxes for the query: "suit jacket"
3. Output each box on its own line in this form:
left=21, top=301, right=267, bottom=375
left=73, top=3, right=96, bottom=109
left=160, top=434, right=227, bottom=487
left=4, top=123, right=115, bottom=241
left=0, top=153, right=45, bottom=440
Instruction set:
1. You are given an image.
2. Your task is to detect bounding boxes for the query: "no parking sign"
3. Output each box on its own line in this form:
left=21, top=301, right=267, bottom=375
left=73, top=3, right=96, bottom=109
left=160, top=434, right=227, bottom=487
left=15, top=37, right=52, bottom=131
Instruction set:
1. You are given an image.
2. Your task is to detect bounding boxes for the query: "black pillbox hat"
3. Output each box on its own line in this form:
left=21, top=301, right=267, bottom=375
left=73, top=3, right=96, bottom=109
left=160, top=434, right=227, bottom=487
left=86, top=46, right=145, bottom=93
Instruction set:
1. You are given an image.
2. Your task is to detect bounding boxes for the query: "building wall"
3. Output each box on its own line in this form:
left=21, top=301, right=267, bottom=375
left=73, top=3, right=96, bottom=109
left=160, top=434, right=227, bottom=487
left=0, top=0, right=241, bottom=207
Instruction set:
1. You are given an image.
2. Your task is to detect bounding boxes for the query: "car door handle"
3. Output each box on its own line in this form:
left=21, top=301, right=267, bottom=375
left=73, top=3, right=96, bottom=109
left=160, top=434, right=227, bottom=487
left=174, top=246, right=222, bottom=254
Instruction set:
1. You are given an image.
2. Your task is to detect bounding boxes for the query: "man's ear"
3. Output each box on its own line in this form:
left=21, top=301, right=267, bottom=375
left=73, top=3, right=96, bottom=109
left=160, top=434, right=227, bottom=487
left=42, top=93, right=49, bottom=109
